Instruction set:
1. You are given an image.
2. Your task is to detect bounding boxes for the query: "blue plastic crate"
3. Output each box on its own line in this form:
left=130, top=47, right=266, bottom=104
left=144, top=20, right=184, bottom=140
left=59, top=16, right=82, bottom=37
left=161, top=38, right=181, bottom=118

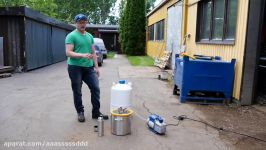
left=174, top=56, right=236, bottom=103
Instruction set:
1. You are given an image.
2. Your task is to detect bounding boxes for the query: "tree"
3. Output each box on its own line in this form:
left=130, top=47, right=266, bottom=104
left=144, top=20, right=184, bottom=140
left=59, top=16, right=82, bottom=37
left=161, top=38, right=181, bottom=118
left=107, top=15, right=119, bottom=25
left=106, top=2, right=119, bottom=25
left=0, top=0, right=117, bottom=24
left=0, top=0, right=23, bottom=6
left=28, top=0, right=57, bottom=18
left=120, top=0, right=146, bottom=55
left=118, top=0, right=127, bottom=53
left=0, top=0, right=57, bottom=18
left=95, top=0, right=116, bottom=24
left=54, top=0, right=116, bottom=24
left=146, top=0, right=156, bottom=14
left=118, top=0, right=126, bottom=17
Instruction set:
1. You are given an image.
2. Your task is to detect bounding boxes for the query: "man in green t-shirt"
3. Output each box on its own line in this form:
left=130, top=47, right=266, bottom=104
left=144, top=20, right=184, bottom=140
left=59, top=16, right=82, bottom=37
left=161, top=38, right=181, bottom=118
left=65, top=14, right=108, bottom=122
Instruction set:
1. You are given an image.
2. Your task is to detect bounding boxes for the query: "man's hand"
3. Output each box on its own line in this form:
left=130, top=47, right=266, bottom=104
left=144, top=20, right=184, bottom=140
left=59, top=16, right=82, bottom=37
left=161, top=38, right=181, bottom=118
left=81, top=53, right=93, bottom=59
left=66, top=44, right=94, bottom=59
left=91, top=45, right=99, bottom=77
left=94, top=67, right=100, bottom=77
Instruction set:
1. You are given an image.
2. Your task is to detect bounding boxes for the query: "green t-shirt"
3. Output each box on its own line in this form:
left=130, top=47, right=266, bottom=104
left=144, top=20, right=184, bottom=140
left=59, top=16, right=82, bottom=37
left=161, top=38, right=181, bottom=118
left=65, top=29, right=94, bottom=67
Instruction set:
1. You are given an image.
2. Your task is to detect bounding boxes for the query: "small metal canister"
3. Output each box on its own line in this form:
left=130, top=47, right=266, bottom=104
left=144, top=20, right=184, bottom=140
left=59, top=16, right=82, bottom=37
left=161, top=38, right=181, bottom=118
left=97, top=116, right=104, bottom=137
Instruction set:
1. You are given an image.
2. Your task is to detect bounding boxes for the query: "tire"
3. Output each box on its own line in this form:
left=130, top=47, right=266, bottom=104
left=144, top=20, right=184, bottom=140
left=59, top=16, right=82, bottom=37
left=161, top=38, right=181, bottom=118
left=98, top=62, right=102, bottom=66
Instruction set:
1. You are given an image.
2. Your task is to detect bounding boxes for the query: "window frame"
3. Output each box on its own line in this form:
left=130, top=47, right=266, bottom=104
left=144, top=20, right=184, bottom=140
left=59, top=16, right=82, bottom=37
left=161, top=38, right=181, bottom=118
left=156, top=19, right=164, bottom=41
left=148, top=19, right=165, bottom=41
left=196, top=0, right=238, bottom=45
left=148, top=24, right=155, bottom=41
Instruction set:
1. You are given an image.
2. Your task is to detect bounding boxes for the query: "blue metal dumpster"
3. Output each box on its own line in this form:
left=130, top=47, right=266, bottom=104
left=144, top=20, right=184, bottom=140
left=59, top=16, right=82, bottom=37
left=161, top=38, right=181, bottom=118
left=174, top=56, right=236, bottom=103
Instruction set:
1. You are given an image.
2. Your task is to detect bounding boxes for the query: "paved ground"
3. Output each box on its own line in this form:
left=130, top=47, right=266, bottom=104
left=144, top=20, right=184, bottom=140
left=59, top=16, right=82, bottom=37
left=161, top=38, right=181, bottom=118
left=0, top=55, right=265, bottom=150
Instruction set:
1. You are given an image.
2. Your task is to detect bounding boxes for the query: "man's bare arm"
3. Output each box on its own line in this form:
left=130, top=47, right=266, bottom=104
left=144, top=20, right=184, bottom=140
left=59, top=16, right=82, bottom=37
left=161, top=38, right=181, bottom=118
left=66, top=44, right=93, bottom=59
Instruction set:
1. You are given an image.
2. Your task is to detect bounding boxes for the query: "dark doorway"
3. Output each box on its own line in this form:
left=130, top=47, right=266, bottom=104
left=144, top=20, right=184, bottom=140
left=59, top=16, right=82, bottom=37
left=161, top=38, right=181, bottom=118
left=256, top=1, right=266, bottom=105
left=241, top=0, right=265, bottom=105
left=101, top=33, right=115, bottom=51
left=100, top=33, right=121, bottom=53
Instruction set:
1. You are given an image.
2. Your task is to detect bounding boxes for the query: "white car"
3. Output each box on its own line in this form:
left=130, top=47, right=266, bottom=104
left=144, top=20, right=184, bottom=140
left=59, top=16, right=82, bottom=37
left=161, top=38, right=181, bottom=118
left=93, top=38, right=107, bottom=58
left=94, top=45, right=103, bottom=66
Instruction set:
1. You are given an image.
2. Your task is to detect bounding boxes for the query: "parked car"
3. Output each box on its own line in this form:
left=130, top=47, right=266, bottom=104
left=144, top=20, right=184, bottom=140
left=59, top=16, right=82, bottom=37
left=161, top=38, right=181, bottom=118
left=94, top=38, right=107, bottom=58
left=94, top=45, right=103, bottom=66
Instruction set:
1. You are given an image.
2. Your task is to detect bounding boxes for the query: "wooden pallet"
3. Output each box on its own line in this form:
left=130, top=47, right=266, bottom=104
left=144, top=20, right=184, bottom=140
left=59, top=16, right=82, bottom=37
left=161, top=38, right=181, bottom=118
left=154, top=51, right=171, bottom=69
left=0, top=73, right=12, bottom=78
left=0, top=66, right=14, bottom=74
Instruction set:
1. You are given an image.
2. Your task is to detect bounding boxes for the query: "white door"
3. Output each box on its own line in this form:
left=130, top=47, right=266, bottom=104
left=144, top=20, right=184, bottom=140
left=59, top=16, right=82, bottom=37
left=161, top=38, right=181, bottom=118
left=166, top=1, right=182, bottom=69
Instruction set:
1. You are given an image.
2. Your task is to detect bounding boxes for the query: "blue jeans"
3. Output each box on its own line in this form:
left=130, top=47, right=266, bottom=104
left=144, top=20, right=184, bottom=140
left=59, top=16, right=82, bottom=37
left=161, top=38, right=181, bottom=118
left=68, top=65, right=100, bottom=114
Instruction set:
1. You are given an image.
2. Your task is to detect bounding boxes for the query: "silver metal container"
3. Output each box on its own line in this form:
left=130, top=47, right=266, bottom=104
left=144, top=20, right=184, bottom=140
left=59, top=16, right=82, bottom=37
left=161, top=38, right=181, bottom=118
left=97, top=117, right=104, bottom=137
left=111, top=109, right=133, bottom=136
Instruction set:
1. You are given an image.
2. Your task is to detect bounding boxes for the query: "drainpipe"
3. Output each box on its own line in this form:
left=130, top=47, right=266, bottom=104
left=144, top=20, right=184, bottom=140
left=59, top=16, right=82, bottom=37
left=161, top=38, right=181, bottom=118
left=182, top=0, right=188, bottom=44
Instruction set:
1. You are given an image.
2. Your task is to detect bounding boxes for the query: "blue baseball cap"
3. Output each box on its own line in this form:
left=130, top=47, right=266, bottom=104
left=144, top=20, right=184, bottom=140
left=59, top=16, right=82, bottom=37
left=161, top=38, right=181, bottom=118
left=74, top=14, right=87, bottom=22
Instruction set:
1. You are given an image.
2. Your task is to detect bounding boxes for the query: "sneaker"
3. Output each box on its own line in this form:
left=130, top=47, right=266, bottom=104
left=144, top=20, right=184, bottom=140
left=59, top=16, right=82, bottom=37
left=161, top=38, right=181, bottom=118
left=92, top=112, right=109, bottom=120
left=78, top=112, right=85, bottom=122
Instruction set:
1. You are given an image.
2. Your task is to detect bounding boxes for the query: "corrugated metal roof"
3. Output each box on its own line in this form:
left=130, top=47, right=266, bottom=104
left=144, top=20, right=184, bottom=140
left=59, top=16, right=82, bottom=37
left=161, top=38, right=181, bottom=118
left=98, top=29, right=118, bottom=33
left=86, top=24, right=119, bottom=29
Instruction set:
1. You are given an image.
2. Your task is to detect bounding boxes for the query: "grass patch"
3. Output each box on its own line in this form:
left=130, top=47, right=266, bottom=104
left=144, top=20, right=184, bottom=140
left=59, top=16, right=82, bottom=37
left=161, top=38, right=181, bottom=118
left=107, top=51, right=116, bottom=59
left=127, top=56, right=154, bottom=66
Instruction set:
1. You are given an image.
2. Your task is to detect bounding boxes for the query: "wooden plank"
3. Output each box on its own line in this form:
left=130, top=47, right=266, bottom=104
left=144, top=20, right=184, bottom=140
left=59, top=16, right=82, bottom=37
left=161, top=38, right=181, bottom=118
left=154, top=51, right=172, bottom=69
left=0, top=73, right=12, bottom=78
left=0, top=66, right=14, bottom=74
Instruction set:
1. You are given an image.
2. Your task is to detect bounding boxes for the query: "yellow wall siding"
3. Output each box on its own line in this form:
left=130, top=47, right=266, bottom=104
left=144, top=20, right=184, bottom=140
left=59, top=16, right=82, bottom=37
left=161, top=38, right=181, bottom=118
left=185, top=0, right=249, bottom=99
left=146, top=0, right=178, bottom=58
left=146, top=41, right=165, bottom=58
